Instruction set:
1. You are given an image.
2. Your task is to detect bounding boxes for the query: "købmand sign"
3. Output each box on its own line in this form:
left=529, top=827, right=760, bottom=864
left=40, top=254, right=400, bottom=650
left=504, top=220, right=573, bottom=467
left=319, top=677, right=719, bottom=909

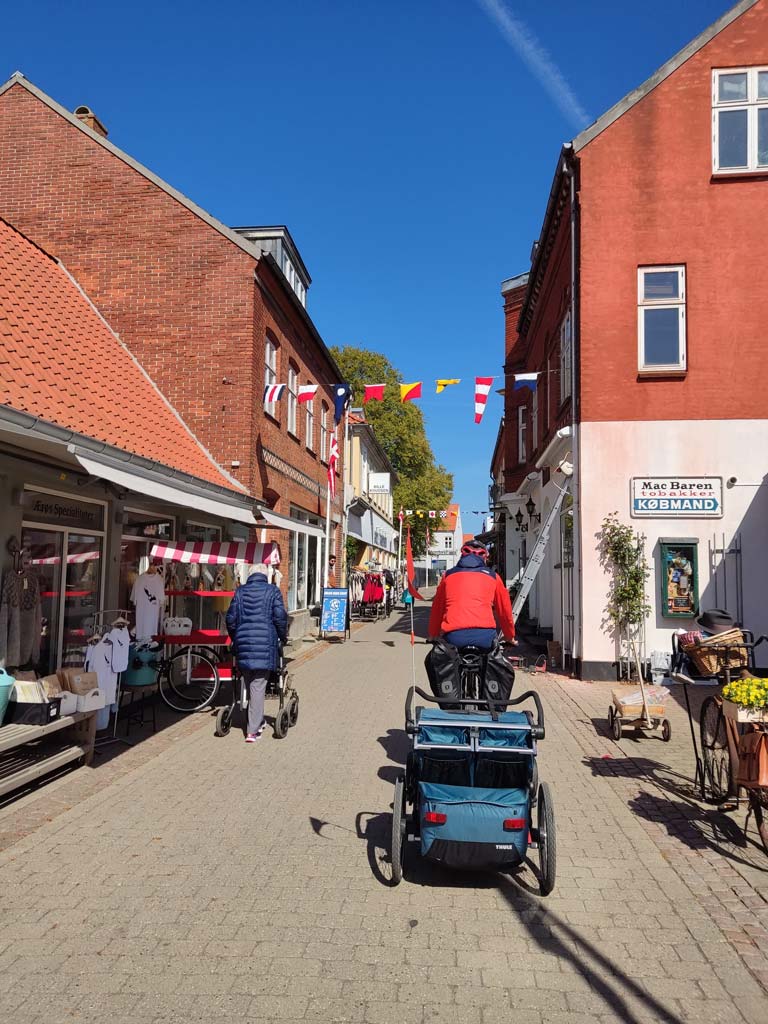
left=630, top=477, right=723, bottom=518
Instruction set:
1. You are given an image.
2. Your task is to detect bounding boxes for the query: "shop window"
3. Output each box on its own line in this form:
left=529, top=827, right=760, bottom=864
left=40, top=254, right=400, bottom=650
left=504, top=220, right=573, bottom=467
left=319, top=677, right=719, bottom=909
left=712, top=67, right=768, bottom=173
left=659, top=539, right=699, bottom=619
left=264, top=336, right=279, bottom=416
left=287, top=363, right=298, bottom=436
left=637, top=266, right=686, bottom=372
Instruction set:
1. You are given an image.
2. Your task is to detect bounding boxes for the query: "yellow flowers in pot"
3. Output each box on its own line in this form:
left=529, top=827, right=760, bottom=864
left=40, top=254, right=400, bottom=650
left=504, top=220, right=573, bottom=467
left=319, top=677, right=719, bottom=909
left=722, top=677, right=768, bottom=710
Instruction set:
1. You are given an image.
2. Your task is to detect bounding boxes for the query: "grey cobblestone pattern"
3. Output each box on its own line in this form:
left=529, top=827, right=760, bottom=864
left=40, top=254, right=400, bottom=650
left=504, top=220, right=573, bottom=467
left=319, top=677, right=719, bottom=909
left=0, top=606, right=766, bottom=1024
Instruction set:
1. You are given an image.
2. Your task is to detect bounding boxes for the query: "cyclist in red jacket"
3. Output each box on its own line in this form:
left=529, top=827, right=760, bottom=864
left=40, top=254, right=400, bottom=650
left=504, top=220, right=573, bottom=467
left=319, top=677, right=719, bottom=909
left=428, top=541, right=515, bottom=650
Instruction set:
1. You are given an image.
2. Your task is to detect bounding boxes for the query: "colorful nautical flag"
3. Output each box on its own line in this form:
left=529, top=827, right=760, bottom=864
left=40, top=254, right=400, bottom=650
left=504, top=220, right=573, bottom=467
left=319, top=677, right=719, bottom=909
left=333, top=383, right=352, bottom=425
left=474, top=377, right=494, bottom=424
left=298, top=384, right=318, bottom=404
left=428, top=510, right=437, bottom=519
left=513, top=373, right=539, bottom=391
left=435, top=378, right=460, bottom=393
left=400, top=382, right=422, bottom=403
left=264, top=384, right=286, bottom=403
left=364, top=383, right=386, bottom=403
left=327, top=434, right=340, bottom=498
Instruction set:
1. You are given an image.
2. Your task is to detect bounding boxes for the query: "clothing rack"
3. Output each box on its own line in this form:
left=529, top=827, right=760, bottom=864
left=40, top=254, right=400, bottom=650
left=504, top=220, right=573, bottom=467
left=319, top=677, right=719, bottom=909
left=88, top=608, right=134, bottom=753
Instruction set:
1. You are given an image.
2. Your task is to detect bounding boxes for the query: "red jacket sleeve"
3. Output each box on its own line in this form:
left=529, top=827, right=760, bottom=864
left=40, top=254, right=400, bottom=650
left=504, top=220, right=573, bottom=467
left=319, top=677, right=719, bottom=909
left=493, top=574, right=516, bottom=640
left=428, top=581, right=446, bottom=638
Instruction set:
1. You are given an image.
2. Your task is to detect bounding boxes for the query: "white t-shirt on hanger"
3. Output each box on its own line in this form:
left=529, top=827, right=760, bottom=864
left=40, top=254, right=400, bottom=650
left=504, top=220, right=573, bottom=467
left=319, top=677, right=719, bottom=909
left=108, top=625, right=131, bottom=673
left=130, top=572, right=166, bottom=640
left=84, top=636, right=118, bottom=704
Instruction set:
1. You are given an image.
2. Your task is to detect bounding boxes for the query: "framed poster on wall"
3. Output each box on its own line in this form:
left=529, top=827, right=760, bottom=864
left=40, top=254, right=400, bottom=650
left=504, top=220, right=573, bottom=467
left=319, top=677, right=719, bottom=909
left=659, top=539, right=699, bottom=618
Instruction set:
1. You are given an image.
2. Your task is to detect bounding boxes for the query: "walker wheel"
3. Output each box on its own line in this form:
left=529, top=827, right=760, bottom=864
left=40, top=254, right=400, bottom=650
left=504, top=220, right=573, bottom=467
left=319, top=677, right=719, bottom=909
left=607, top=706, right=615, bottom=726
left=662, top=718, right=672, bottom=742
left=611, top=714, right=622, bottom=741
left=274, top=707, right=290, bottom=739
left=215, top=706, right=232, bottom=737
left=287, top=696, right=299, bottom=727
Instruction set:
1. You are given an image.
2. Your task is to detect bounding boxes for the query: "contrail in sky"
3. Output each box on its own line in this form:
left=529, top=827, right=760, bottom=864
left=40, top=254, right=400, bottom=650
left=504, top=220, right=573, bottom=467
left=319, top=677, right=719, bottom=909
left=475, top=0, right=591, bottom=130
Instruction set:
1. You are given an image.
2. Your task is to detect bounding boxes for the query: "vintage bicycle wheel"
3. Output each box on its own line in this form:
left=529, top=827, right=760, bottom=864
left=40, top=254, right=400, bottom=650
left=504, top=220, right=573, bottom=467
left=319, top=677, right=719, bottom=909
left=699, top=697, right=730, bottom=803
left=160, top=650, right=219, bottom=712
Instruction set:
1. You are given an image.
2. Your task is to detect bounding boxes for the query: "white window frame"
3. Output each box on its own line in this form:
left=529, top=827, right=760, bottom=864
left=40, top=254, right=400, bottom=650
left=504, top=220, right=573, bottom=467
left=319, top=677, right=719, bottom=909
left=637, top=265, right=686, bottom=373
left=517, top=405, right=527, bottom=465
left=287, top=364, right=298, bottom=436
left=712, top=66, right=768, bottom=174
left=305, top=393, right=315, bottom=451
left=320, top=402, right=329, bottom=463
left=264, top=337, right=278, bottom=416
left=559, top=312, right=572, bottom=404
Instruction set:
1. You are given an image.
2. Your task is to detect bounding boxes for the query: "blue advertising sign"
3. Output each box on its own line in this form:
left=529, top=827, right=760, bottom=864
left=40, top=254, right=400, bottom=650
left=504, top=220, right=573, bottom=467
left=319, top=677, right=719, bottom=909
left=320, top=588, right=349, bottom=638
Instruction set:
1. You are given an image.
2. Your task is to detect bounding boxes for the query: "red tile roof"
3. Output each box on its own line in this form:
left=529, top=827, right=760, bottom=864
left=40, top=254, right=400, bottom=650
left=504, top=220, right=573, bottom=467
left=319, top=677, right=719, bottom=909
left=0, top=218, right=245, bottom=493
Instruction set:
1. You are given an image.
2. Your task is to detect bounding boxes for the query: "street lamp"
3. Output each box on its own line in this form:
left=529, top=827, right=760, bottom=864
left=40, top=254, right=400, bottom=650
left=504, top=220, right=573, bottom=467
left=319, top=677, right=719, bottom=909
left=514, top=508, right=527, bottom=533
left=525, top=497, right=541, bottom=524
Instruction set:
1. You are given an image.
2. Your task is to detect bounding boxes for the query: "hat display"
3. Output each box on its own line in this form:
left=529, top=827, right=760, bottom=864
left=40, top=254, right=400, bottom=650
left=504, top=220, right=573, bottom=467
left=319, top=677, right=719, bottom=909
left=695, top=608, right=736, bottom=634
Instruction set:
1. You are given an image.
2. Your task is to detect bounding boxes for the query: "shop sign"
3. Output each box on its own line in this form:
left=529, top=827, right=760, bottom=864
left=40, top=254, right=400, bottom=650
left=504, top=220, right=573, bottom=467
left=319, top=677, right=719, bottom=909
left=630, top=477, right=722, bottom=518
left=22, top=490, right=104, bottom=531
left=368, top=473, right=391, bottom=494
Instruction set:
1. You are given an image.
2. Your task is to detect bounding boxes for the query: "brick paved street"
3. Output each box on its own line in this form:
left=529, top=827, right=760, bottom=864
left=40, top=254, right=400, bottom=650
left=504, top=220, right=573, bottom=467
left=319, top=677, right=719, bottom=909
left=1, top=604, right=767, bottom=1024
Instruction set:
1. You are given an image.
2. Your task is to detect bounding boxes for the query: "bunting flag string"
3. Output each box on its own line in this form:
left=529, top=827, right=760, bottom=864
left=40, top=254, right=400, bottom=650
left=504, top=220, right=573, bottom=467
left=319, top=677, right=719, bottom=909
left=435, top=378, right=460, bottom=393
left=298, top=384, right=318, bottom=403
left=474, top=377, right=494, bottom=424
left=403, top=509, right=448, bottom=518
left=264, top=383, right=286, bottom=403
left=400, top=382, right=422, bottom=403
left=363, top=383, right=386, bottom=403
left=513, top=372, right=539, bottom=391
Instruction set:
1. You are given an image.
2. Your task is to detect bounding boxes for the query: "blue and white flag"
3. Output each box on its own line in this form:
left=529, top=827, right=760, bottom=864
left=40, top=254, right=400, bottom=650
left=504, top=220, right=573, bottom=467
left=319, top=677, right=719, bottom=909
left=333, top=383, right=352, bottom=425
left=513, top=373, right=539, bottom=392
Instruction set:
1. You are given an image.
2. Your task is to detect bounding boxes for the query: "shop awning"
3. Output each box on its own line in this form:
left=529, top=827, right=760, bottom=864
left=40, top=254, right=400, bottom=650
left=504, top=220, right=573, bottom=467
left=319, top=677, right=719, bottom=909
left=257, top=507, right=324, bottom=538
left=72, top=451, right=257, bottom=525
left=31, top=551, right=100, bottom=565
left=149, top=540, right=281, bottom=565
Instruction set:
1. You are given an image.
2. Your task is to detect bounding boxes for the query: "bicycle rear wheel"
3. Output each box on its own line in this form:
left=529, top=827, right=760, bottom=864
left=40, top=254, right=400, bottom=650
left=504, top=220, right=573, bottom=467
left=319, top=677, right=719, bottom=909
left=160, top=650, right=219, bottom=712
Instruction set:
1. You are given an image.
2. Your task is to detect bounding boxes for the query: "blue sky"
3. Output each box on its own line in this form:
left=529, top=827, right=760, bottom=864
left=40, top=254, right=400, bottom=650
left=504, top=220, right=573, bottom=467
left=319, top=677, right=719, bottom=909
left=3, top=0, right=734, bottom=533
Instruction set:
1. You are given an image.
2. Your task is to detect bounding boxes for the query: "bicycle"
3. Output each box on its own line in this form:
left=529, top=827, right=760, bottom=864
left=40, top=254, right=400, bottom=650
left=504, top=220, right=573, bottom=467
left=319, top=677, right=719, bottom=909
left=157, top=646, right=220, bottom=713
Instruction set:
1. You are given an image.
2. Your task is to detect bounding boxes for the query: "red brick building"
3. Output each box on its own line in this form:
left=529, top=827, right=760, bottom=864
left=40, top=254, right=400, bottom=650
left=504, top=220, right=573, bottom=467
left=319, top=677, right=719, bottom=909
left=497, top=0, right=768, bottom=677
left=0, top=75, right=344, bottom=631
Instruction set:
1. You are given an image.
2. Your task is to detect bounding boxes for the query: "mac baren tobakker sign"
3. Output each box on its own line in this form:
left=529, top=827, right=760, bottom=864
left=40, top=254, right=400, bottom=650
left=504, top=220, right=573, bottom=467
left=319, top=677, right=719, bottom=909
left=630, top=477, right=723, bottom=518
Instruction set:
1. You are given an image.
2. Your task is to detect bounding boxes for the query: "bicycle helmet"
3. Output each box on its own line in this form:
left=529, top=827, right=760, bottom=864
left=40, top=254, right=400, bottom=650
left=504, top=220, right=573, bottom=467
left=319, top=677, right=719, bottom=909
left=460, top=540, right=489, bottom=561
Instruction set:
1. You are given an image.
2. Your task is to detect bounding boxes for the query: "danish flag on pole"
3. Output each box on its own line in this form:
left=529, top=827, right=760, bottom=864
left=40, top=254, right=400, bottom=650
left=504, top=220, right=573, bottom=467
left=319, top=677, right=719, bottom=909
left=327, top=434, right=339, bottom=498
left=474, top=377, right=494, bottom=424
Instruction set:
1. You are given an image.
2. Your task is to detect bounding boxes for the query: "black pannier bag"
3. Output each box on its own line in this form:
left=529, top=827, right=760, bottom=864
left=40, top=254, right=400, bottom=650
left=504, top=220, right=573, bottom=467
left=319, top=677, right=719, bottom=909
left=483, top=642, right=515, bottom=703
left=424, top=639, right=462, bottom=704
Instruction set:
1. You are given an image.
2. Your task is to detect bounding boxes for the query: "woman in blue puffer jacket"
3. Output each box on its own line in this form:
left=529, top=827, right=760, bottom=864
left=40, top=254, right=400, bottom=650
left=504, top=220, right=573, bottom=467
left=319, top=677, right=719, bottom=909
left=226, top=564, right=289, bottom=742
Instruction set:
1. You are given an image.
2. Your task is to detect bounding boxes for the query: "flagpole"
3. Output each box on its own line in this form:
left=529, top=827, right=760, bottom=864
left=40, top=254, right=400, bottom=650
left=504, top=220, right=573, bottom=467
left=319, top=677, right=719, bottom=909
left=397, top=512, right=403, bottom=598
left=410, top=599, right=416, bottom=686
left=341, top=408, right=351, bottom=588
left=324, top=471, right=332, bottom=588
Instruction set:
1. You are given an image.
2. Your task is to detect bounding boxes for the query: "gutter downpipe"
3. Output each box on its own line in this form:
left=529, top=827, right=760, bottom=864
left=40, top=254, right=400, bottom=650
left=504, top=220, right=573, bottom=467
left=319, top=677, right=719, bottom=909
left=564, top=146, right=582, bottom=675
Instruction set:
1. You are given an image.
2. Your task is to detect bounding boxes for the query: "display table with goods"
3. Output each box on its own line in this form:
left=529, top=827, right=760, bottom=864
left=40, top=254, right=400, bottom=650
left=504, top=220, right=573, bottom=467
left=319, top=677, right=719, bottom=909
left=670, top=626, right=768, bottom=855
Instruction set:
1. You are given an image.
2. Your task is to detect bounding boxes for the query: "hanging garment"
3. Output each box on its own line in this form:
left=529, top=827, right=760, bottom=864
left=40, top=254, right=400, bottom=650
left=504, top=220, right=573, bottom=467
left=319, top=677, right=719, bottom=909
left=0, top=570, right=42, bottom=668
left=84, top=636, right=118, bottom=704
left=130, top=571, right=166, bottom=639
left=362, top=573, right=384, bottom=604
left=108, top=625, right=131, bottom=673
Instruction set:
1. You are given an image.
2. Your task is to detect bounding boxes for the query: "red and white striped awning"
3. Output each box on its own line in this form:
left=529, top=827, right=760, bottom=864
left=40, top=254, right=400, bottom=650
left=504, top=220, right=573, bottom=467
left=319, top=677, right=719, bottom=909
left=149, top=540, right=281, bottom=566
left=31, top=551, right=101, bottom=565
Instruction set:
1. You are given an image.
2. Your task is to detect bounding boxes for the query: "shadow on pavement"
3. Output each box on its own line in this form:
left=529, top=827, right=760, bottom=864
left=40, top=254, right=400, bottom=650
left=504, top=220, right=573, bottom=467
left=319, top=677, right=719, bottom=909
left=377, top=729, right=408, bottom=766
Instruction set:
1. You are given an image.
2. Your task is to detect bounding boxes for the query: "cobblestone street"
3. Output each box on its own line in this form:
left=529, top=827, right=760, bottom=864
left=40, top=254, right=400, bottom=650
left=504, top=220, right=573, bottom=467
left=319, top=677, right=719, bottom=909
left=1, top=604, right=767, bottom=1024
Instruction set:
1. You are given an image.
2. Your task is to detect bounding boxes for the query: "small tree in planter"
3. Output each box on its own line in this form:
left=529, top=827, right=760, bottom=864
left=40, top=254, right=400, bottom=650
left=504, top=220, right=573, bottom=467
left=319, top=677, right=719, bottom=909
left=599, top=512, right=650, bottom=682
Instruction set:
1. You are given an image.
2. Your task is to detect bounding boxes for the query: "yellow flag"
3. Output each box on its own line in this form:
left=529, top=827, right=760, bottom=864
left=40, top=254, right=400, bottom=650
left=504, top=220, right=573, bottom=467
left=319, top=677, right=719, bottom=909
left=435, top=378, right=460, bottom=393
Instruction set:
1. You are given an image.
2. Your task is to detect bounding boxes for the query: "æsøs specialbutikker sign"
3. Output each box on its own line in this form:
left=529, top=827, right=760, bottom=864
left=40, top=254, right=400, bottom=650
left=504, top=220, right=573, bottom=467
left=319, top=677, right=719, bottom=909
left=630, top=477, right=723, bottom=518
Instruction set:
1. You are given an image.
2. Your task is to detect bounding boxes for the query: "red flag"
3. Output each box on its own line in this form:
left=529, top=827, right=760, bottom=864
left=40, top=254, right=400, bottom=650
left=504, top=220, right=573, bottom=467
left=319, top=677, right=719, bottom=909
left=364, top=383, right=386, bottom=403
left=406, top=527, right=424, bottom=601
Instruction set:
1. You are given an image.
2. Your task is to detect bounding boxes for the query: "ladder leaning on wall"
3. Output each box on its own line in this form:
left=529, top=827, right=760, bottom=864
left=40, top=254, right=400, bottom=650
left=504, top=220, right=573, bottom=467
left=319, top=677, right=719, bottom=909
left=512, top=484, right=569, bottom=620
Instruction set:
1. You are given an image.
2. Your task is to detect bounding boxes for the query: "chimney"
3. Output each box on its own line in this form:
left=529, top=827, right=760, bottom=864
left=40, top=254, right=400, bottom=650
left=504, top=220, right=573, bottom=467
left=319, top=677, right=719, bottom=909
left=74, top=105, right=108, bottom=138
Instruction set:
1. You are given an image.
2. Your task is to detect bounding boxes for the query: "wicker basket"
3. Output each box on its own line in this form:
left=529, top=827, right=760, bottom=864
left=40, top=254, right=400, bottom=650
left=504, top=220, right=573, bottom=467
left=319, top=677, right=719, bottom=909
left=682, top=628, right=748, bottom=676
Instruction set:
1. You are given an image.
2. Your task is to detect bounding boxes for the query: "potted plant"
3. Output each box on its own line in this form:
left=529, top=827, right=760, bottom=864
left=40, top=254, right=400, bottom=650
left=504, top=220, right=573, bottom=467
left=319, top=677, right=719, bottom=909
left=721, top=677, right=768, bottom=723
left=599, top=512, right=651, bottom=682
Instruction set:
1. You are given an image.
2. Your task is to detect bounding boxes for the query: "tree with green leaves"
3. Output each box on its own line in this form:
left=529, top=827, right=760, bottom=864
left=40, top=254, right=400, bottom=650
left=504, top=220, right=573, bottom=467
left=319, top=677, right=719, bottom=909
left=331, top=346, right=453, bottom=557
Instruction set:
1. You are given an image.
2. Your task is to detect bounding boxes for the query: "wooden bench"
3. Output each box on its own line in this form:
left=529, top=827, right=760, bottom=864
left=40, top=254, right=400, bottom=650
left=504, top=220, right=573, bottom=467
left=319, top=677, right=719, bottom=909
left=0, top=711, right=97, bottom=798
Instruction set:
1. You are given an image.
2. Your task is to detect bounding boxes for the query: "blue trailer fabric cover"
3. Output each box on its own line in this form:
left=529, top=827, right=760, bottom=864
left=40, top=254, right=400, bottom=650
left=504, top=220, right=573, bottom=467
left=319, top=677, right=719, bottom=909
left=419, top=782, right=530, bottom=863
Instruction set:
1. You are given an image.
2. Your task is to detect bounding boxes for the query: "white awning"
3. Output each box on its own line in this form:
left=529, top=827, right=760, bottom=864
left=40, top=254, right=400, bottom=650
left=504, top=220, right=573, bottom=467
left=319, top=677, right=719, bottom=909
left=258, top=507, right=324, bottom=538
left=72, top=452, right=257, bottom=525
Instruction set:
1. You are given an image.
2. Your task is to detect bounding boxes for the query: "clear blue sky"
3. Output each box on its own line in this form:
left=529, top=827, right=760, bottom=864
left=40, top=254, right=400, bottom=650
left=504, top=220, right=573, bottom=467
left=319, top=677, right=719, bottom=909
left=3, top=0, right=733, bottom=533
